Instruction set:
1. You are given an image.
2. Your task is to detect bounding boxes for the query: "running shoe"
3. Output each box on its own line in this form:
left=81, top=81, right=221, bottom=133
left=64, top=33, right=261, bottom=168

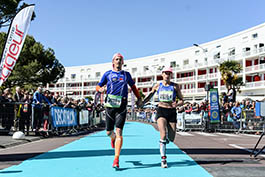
left=161, top=156, right=168, bottom=168
left=112, top=158, right=119, bottom=169
left=111, top=138, right=115, bottom=148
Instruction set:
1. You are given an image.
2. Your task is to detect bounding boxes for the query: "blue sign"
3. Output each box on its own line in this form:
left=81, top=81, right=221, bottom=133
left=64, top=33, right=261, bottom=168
left=51, top=107, right=77, bottom=127
left=209, top=88, right=220, bottom=123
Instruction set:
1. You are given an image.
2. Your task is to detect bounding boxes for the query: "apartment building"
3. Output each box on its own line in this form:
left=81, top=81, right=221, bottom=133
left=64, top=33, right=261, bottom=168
left=47, top=22, right=265, bottom=102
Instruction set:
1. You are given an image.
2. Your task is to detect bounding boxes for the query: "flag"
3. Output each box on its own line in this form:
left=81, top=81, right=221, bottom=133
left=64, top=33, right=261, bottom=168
left=0, top=5, right=35, bottom=86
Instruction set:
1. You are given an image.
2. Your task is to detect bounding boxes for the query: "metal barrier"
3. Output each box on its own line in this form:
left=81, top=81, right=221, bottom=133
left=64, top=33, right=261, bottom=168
left=0, top=102, right=105, bottom=137
left=127, top=108, right=265, bottom=133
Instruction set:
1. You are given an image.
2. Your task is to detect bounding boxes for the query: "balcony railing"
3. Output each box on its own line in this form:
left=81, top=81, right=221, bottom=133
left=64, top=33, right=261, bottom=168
left=245, top=80, right=265, bottom=88
left=137, top=81, right=153, bottom=87
left=245, top=63, right=265, bottom=73
left=197, top=74, right=207, bottom=80
left=208, top=73, right=218, bottom=79
left=197, top=88, right=205, bottom=93
left=181, top=89, right=196, bottom=94
left=176, top=76, right=195, bottom=82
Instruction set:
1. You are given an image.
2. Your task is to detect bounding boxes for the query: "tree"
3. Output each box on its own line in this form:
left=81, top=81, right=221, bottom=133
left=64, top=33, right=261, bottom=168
left=0, top=0, right=36, bottom=28
left=218, top=60, right=244, bottom=101
left=0, top=32, right=65, bottom=89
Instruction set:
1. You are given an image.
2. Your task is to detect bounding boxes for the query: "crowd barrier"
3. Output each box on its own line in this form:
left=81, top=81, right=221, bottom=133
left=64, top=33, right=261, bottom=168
left=127, top=109, right=265, bottom=133
left=0, top=102, right=105, bottom=137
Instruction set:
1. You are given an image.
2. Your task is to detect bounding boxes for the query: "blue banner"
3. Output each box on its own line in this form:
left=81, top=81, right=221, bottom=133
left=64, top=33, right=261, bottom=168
left=51, top=107, right=77, bottom=127
left=209, top=88, right=220, bottom=123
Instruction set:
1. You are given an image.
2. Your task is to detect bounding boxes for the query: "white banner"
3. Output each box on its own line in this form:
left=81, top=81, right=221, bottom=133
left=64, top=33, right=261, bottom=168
left=79, top=110, right=89, bottom=125
left=177, top=113, right=185, bottom=130
left=0, top=5, right=35, bottom=86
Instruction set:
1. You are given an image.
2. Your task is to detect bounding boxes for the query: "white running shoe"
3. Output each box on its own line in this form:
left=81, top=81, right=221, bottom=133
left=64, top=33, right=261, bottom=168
left=161, top=159, right=168, bottom=168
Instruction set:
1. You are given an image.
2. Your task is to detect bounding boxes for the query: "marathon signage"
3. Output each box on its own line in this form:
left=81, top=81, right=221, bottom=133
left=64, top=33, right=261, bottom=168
left=79, top=110, right=89, bottom=125
left=0, top=5, right=35, bottom=86
left=209, top=88, right=220, bottom=123
left=51, top=107, right=77, bottom=127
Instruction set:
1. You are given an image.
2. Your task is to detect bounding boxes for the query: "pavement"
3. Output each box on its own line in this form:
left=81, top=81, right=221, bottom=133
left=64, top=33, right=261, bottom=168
left=0, top=131, right=41, bottom=149
left=0, top=125, right=105, bottom=149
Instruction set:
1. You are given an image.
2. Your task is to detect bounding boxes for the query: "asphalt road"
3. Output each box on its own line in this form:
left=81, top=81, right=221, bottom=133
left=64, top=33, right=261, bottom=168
left=0, top=122, right=264, bottom=177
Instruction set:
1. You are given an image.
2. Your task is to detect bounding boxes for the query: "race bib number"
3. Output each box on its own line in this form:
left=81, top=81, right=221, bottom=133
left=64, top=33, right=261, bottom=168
left=159, top=91, right=173, bottom=102
left=105, top=94, right=122, bottom=108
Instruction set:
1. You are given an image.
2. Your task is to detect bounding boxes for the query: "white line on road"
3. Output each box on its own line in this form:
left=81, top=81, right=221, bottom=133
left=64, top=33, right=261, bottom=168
left=194, top=132, right=217, bottom=136
left=176, top=132, right=194, bottom=136
left=229, top=144, right=265, bottom=158
left=215, top=133, right=240, bottom=137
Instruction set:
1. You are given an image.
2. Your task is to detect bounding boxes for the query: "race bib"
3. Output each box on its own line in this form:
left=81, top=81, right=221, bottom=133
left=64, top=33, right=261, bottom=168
left=105, top=94, right=122, bottom=108
left=159, top=91, right=173, bottom=102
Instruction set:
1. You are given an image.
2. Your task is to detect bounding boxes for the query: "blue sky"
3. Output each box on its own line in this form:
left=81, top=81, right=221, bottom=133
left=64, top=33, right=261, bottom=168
left=2, top=0, right=265, bottom=67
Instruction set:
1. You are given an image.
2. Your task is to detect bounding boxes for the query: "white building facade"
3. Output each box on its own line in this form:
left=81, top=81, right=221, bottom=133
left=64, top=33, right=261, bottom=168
left=47, top=22, right=265, bottom=102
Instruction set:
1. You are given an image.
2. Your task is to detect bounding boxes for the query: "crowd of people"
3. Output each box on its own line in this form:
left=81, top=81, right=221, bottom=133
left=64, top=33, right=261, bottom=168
left=0, top=86, right=102, bottom=135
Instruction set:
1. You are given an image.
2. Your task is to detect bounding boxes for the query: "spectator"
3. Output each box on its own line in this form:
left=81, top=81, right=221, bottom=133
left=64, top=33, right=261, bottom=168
left=2, top=92, right=15, bottom=131
left=230, top=101, right=242, bottom=129
left=32, top=87, right=51, bottom=132
left=20, top=91, right=32, bottom=135
left=14, top=87, right=25, bottom=132
left=227, top=85, right=235, bottom=102
left=222, top=92, right=228, bottom=103
left=191, top=102, right=200, bottom=114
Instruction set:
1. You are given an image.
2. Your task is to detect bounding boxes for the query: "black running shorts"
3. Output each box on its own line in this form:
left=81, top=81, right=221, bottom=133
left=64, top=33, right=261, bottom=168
left=105, top=100, right=127, bottom=131
left=156, top=107, right=177, bottom=123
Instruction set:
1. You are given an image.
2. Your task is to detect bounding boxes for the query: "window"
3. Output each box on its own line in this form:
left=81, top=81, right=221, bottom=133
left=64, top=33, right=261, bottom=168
left=214, top=52, right=220, bottom=59
left=71, top=74, right=76, bottom=79
left=243, top=47, right=251, bottom=52
left=183, top=59, right=189, bottom=65
left=95, top=72, right=101, bottom=78
left=170, top=61, right=176, bottom=68
left=252, top=33, right=258, bottom=39
left=216, top=45, right=221, bottom=48
left=228, top=48, right=235, bottom=56
left=143, top=66, right=149, bottom=71
left=161, top=58, right=165, bottom=62
left=195, top=50, right=200, bottom=55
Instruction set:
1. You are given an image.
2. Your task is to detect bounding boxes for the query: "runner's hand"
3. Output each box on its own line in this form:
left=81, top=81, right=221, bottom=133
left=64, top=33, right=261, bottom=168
left=136, top=99, right=143, bottom=108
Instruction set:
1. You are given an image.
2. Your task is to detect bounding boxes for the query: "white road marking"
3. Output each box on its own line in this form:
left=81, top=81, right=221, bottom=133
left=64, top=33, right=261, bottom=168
left=176, top=132, right=194, bottom=136
left=194, top=132, right=217, bottom=136
left=229, top=144, right=265, bottom=158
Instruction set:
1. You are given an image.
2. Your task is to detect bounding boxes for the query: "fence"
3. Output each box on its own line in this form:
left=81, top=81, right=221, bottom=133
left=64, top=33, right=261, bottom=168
left=127, top=108, right=265, bottom=133
left=0, top=102, right=105, bottom=137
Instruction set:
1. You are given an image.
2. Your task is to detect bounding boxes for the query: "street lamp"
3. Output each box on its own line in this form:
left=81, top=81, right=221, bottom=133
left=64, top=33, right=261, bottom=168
left=193, top=43, right=213, bottom=131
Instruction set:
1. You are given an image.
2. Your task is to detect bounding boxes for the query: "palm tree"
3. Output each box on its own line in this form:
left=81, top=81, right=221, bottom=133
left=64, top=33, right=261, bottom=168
left=218, top=60, right=244, bottom=101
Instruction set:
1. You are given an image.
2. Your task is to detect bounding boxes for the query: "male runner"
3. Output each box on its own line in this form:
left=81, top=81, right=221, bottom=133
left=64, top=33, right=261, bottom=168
left=96, top=53, right=142, bottom=169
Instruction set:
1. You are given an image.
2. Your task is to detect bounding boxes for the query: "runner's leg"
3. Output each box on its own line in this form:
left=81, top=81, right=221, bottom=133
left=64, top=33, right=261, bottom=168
left=157, top=117, right=168, bottom=167
left=167, top=122, right=176, bottom=142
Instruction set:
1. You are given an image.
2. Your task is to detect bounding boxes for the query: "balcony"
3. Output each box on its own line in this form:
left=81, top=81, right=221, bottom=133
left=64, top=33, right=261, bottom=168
left=137, top=81, right=153, bottom=87
left=208, top=73, right=218, bottom=79
left=83, top=86, right=97, bottom=90
left=197, top=74, right=207, bottom=80
left=245, top=80, right=265, bottom=89
left=181, top=89, right=196, bottom=94
left=176, top=76, right=195, bottom=82
left=66, top=87, right=81, bottom=91
left=49, top=87, right=64, bottom=91
left=245, top=63, right=265, bottom=73
left=197, top=88, right=206, bottom=93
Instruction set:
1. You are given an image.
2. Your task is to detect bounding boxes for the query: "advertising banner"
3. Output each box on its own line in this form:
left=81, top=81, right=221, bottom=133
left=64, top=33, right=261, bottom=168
left=209, top=88, right=220, bottom=123
left=0, top=5, right=35, bottom=86
left=51, top=107, right=77, bottom=127
left=79, top=110, right=89, bottom=125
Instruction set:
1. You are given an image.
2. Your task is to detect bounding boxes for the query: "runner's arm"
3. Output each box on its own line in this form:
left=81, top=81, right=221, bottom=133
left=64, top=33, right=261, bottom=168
left=143, top=83, right=159, bottom=105
left=174, top=83, right=184, bottom=106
